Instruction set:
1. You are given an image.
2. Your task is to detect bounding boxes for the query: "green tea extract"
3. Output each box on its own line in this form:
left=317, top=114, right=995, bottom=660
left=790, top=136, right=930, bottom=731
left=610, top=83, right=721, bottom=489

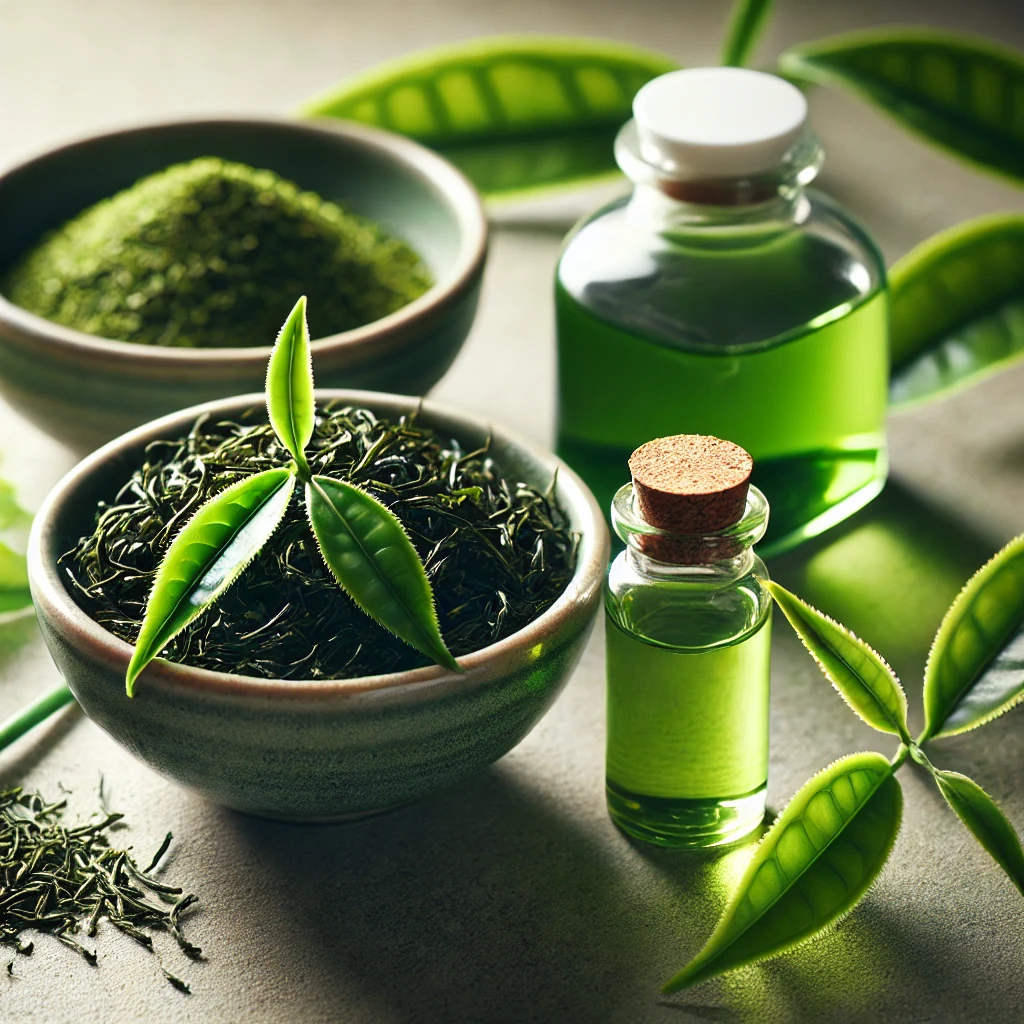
left=605, top=435, right=772, bottom=848
left=556, top=68, right=888, bottom=555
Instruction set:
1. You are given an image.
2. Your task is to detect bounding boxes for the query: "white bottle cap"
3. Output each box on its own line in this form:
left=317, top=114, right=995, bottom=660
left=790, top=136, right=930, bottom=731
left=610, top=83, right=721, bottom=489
left=633, top=67, right=808, bottom=180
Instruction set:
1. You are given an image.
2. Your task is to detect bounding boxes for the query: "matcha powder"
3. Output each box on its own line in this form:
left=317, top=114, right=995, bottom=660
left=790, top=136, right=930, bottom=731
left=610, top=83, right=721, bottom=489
left=2, top=157, right=433, bottom=348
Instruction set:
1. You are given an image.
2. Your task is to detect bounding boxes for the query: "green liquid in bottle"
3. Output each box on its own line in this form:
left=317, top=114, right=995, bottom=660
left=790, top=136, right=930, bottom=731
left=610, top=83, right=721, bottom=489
left=605, top=612, right=771, bottom=847
left=556, top=192, right=889, bottom=555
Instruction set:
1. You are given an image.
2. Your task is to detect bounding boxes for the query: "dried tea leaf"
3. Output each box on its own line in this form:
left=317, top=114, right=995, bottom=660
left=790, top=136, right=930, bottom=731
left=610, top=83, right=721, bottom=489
left=664, top=752, right=902, bottom=992
left=765, top=581, right=910, bottom=742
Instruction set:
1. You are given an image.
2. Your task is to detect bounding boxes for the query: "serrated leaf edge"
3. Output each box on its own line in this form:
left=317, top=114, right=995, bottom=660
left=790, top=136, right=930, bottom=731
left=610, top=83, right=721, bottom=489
left=265, top=295, right=313, bottom=474
left=923, top=532, right=1024, bottom=740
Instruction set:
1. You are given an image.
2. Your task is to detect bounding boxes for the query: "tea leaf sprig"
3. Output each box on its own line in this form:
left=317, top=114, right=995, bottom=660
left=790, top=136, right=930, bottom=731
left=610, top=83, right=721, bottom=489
left=666, top=534, right=1024, bottom=993
left=125, top=296, right=459, bottom=695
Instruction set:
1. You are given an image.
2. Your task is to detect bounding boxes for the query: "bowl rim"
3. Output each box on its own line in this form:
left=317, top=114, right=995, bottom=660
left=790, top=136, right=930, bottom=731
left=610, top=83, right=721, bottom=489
left=28, top=390, right=609, bottom=702
left=0, top=115, right=488, bottom=367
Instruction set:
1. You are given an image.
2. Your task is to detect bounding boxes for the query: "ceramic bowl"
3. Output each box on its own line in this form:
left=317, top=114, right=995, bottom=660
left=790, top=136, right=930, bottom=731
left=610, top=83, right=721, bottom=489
left=0, top=117, right=487, bottom=452
left=28, top=391, right=608, bottom=821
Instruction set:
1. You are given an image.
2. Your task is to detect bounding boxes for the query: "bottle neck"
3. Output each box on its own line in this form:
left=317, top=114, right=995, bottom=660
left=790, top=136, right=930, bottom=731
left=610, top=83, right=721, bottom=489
left=611, top=483, right=769, bottom=584
left=615, top=118, right=823, bottom=236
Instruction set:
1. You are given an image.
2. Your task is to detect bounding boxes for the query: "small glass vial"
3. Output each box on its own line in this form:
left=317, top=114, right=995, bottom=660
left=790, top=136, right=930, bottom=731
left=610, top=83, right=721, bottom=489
left=605, top=435, right=772, bottom=848
left=556, top=68, right=888, bottom=555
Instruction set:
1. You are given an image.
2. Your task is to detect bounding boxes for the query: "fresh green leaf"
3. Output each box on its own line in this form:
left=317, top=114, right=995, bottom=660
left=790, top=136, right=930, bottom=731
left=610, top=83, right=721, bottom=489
left=765, top=581, right=910, bottom=742
left=664, top=752, right=902, bottom=992
left=890, top=213, right=1024, bottom=409
left=301, top=36, right=679, bottom=198
left=929, top=767, right=1024, bottom=895
left=0, top=479, right=30, bottom=532
left=779, top=30, right=1024, bottom=184
left=721, top=0, right=775, bottom=68
left=922, top=533, right=1024, bottom=740
left=306, top=476, right=459, bottom=671
left=265, top=295, right=314, bottom=475
left=126, top=467, right=296, bottom=696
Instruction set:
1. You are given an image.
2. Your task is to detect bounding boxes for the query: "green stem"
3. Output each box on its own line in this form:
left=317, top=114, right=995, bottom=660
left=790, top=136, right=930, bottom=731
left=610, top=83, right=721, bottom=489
left=890, top=744, right=911, bottom=770
left=0, top=682, right=75, bottom=751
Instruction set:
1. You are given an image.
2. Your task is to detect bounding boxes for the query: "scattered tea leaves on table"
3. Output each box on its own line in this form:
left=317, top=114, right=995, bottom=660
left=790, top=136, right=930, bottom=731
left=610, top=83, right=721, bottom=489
left=889, top=213, right=1024, bottom=409
left=0, top=787, right=200, bottom=991
left=125, top=466, right=297, bottom=695
left=664, top=752, right=902, bottom=992
left=765, top=581, right=911, bottom=742
left=721, top=0, right=776, bottom=68
left=307, top=477, right=459, bottom=671
left=779, top=30, right=1024, bottom=185
left=265, top=295, right=314, bottom=475
left=921, top=533, right=1024, bottom=740
left=925, top=765, right=1024, bottom=895
left=62, top=405, right=575, bottom=681
left=302, top=36, right=679, bottom=198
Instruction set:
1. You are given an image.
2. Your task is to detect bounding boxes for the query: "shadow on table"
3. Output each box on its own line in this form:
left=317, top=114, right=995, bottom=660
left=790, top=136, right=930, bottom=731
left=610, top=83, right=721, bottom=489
left=222, top=765, right=742, bottom=1023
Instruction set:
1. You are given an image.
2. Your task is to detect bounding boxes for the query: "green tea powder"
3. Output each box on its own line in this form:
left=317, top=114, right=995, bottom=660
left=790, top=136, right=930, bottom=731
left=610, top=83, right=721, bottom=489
left=2, top=157, right=433, bottom=347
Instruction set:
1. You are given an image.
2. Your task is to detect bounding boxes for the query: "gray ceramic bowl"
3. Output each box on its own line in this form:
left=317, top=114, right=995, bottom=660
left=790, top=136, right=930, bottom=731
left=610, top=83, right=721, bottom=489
left=0, top=117, right=487, bottom=452
left=28, top=391, right=608, bottom=821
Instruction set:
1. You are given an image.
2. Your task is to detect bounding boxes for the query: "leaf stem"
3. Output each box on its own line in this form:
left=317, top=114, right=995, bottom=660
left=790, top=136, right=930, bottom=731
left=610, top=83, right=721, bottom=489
left=0, top=682, right=75, bottom=752
left=890, top=744, right=911, bottom=771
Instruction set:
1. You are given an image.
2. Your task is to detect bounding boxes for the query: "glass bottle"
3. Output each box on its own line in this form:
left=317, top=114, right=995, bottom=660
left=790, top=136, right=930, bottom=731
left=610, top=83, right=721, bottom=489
left=605, top=478, right=772, bottom=848
left=556, top=68, right=888, bottom=555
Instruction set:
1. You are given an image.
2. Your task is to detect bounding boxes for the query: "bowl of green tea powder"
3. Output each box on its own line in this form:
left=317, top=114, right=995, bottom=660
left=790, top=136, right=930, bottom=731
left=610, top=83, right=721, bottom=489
left=0, top=117, right=487, bottom=450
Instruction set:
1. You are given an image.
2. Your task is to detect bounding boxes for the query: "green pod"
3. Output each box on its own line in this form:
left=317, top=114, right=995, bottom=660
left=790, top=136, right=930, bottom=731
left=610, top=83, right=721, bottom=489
left=125, top=467, right=297, bottom=695
left=301, top=36, right=679, bottom=198
left=780, top=29, right=1024, bottom=184
left=923, top=533, right=1024, bottom=740
left=890, top=213, right=1024, bottom=409
left=765, top=581, right=910, bottom=742
left=306, top=476, right=459, bottom=671
left=664, top=752, right=902, bottom=992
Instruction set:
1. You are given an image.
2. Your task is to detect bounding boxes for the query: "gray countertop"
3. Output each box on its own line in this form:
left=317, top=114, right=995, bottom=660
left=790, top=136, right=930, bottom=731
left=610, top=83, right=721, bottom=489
left=2, top=1, right=1024, bottom=1021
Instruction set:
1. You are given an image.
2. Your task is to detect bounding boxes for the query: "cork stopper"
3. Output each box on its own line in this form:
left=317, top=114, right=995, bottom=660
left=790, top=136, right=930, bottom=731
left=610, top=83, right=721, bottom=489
left=628, top=435, right=753, bottom=561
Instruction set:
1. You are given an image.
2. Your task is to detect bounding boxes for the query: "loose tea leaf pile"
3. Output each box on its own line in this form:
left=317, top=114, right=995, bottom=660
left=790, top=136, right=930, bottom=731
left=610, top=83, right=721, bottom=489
left=60, top=405, right=577, bottom=679
left=2, top=157, right=432, bottom=348
left=0, top=788, right=199, bottom=991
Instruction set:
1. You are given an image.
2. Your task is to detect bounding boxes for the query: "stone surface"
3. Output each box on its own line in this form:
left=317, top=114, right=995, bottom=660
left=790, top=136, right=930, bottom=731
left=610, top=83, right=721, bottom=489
left=1, top=1, right=1024, bottom=1021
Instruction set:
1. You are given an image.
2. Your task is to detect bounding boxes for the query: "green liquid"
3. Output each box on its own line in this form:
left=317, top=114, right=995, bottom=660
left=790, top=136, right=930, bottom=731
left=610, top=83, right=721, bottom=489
left=555, top=196, right=889, bottom=555
left=605, top=614, right=771, bottom=847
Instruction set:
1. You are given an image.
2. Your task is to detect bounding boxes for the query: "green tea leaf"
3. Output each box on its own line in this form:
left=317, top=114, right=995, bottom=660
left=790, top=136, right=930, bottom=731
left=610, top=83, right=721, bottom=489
left=265, top=295, right=314, bottom=474
left=721, top=0, right=775, bottom=68
left=930, top=768, right=1024, bottom=895
left=889, top=213, right=1024, bottom=409
left=126, top=467, right=296, bottom=696
left=765, top=581, right=910, bottom=742
left=664, top=752, right=902, bottom=992
left=922, top=534, right=1024, bottom=740
left=301, top=36, right=679, bottom=198
left=306, top=476, right=459, bottom=671
left=779, top=30, right=1024, bottom=184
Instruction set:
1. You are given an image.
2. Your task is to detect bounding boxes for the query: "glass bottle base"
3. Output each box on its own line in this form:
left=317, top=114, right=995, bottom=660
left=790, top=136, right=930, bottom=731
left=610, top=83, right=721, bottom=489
left=606, top=779, right=766, bottom=849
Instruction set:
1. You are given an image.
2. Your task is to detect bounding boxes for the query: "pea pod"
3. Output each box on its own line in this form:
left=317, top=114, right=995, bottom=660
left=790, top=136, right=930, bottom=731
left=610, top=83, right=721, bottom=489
left=306, top=476, right=459, bottom=672
left=721, top=0, right=776, bottom=68
left=780, top=30, right=1024, bottom=185
left=664, top=752, right=902, bottom=992
left=922, top=533, right=1024, bottom=741
left=301, top=36, right=679, bottom=198
left=125, top=467, right=297, bottom=696
left=265, top=295, right=314, bottom=475
left=766, top=581, right=910, bottom=743
left=890, top=213, right=1024, bottom=409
